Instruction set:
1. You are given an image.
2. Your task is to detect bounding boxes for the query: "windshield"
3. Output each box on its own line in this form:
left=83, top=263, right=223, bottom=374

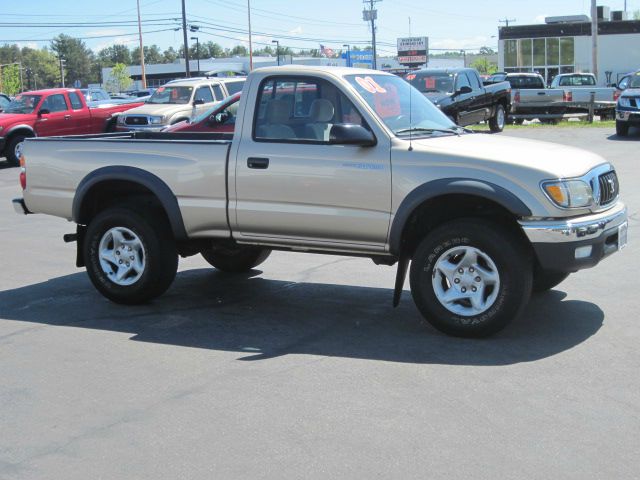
left=345, top=74, right=456, bottom=136
left=628, top=74, right=640, bottom=89
left=147, top=86, right=193, bottom=104
left=3, top=94, right=42, bottom=114
left=405, top=72, right=454, bottom=93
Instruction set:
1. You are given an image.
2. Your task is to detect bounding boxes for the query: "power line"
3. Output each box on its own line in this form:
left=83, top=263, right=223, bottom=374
left=0, top=28, right=180, bottom=43
left=499, top=18, right=516, bottom=27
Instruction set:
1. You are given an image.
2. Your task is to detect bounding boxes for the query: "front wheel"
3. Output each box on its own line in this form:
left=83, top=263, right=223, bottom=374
left=84, top=207, right=178, bottom=304
left=616, top=120, right=629, bottom=137
left=409, top=219, right=532, bottom=337
left=201, top=245, right=271, bottom=273
left=489, top=104, right=506, bottom=132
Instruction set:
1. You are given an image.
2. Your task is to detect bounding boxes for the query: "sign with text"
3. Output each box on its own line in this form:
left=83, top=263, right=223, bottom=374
left=397, top=36, right=428, bottom=66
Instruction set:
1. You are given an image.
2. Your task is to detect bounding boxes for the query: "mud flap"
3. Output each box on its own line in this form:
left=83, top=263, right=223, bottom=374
left=393, top=253, right=410, bottom=307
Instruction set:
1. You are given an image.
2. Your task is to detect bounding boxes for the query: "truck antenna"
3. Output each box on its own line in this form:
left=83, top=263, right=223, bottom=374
left=408, top=16, right=413, bottom=151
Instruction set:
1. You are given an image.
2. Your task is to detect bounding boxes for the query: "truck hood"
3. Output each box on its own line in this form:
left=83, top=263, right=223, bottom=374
left=121, top=103, right=192, bottom=118
left=620, top=87, right=640, bottom=98
left=422, top=92, right=451, bottom=105
left=0, top=112, right=36, bottom=128
left=410, top=132, right=607, bottom=179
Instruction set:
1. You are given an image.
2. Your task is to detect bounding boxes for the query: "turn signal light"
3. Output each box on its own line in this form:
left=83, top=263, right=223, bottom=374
left=19, top=169, right=26, bottom=190
left=544, top=184, right=565, bottom=204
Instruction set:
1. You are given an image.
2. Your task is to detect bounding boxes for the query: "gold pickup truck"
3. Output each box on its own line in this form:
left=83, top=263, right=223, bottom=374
left=12, top=66, right=628, bottom=337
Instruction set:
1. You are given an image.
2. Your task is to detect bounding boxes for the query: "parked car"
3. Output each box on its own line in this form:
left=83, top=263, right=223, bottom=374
left=503, top=73, right=566, bottom=124
left=123, top=88, right=156, bottom=98
left=0, top=88, right=143, bottom=166
left=13, top=66, right=627, bottom=338
left=550, top=73, right=617, bottom=119
left=164, top=92, right=240, bottom=133
left=0, top=93, right=11, bottom=112
left=80, top=88, right=113, bottom=104
left=117, top=77, right=245, bottom=131
left=482, top=72, right=508, bottom=85
left=615, top=72, right=640, bottom=136
left=405, top=67, right=511, bottom=132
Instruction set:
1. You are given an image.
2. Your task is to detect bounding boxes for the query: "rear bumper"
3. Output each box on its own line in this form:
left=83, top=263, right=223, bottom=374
left=519, top=202, right=627, bottom=272
left=12, top=198, right=31, bottom=215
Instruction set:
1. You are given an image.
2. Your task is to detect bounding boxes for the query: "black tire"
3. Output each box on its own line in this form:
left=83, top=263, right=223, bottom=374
left=201, top=245, right=271, bottom=273
left=488, top=104, right=506, bottom=133
left=84, top=207, right=178, bottom=304
left=616, top=120, right=629, bottom=137
left=532, top=269, right=570, bottom=293
left=409, top=219, right=533, bottom=338
left=5, top=134, right=27, bottom=167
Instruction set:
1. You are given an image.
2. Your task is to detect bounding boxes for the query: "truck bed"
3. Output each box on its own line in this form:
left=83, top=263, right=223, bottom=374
left=22, top=132, right=234, bottom=239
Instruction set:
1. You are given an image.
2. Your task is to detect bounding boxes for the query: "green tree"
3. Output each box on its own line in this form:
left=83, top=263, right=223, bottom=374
left=105, top=62, right=132, bottom=93
left=97, top=44, right=131, bottom=66
left=204, top=41, right=224, bottom=58
left=230, top=45, right=248, bottom=56
left=21, top=47, right=59, bottom=89
left=471, top=57, right=498, bottom=74
left=479, top=46, right=496, bottom=55
left=51, top=34, right=95, bottom=86
left=163, top=46, right=178, bottom=63
left=634, top=10, right=640, bottom=20
left=131, top=44, right=163, bottom=65
left=0, top=64, right=21, bottom=95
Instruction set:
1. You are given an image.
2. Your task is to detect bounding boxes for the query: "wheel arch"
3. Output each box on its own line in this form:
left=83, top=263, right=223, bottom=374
left=72, top=166, right=188, bottom=241
left=388, top=179, right=532, bottom=257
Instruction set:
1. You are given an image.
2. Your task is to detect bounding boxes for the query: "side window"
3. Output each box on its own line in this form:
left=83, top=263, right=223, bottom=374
left=254, top=76, right=367, bottom=143
left=195, top=86, right=214, bottom=103
left=211, top=84, right=224, bottom=100
left=225, top=81, right=244, bottom=95
left=470, top=72, right=482, bottom=90
left=619, top=76, right=629, bottom=90
left=68, top=92, right=83, bottom=110
left=41, top=94, right=69, bottom=113
left=455, top=73, right=472, bottom=91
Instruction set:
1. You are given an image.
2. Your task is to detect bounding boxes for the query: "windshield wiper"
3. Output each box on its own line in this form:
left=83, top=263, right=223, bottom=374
left=395, top=126, right=463, bottom=137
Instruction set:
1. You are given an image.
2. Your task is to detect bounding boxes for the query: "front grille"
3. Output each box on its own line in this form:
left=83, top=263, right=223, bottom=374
left=125, top=116, right=149, bottom=126
left=598, top=171, right=619, bottom=206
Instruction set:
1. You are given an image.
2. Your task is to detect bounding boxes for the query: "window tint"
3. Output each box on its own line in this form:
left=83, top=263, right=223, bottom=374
left=506, top=75, right=544, bottom=89
left=0, top=96, right=10, bottom=108
left=225, top=80, right=245, bottom=95
left=455, top=73, right=471, bottom=91
left=254, top=76, right=367, bottom=143
left=559, top=75, right=595, bottom=86
left=195, top=86, right=214, bottom=103
left=211, top=84, right=223, bottom=100
left=68, top=92, right=83, bottom=109
left=41, top=94, right=68, bottom=113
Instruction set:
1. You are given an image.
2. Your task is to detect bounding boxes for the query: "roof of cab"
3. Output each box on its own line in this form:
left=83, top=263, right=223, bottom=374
left=251, top=65, right=392, bottom=77
left=17, top=88, right=80, bottom=95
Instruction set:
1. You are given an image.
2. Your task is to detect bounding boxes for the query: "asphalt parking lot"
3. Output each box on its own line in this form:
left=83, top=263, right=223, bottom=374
left=1, top=127, right=638, bottom=479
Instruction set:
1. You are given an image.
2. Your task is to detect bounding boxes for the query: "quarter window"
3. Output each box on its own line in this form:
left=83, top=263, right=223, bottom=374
left=68, top=92, right=83, bottom=109
left=211, top=84, right=224, bottom=100
left=195, top=86, right=214, bottom=103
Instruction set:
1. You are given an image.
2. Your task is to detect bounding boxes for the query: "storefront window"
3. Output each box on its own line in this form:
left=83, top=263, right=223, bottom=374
left=560, top=37, right=574, bottom=65
left=532, top=38, right=545, bottom=66
left=546, top=38, right=560, bottom=65
left=518, top=39, right=532, bottom=68
left=505, top=40, right=517, bottom=67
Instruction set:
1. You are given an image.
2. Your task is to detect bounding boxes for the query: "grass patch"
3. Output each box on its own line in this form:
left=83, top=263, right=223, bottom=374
left=469, top=120, right=616, bottom=131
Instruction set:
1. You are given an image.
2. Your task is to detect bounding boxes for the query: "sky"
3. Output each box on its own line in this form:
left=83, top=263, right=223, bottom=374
left=1, top=0, right=637, bottom=55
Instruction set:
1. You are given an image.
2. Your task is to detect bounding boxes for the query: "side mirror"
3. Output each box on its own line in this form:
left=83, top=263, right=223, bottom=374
left=455, top=85, right=473, bottom=95
left=329, top=124, right=376, bottom=147
left=208, top=111, right=229, bottom=125
left=38, top=108, right=50, bottom=116
left=193, top=99, right=205, bottom=106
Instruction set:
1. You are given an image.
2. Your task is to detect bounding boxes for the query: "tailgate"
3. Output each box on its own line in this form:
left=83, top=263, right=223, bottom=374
left=517, top=89, right=564, bottom=104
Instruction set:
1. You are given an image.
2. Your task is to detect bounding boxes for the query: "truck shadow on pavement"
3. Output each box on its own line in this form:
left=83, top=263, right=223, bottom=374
left=0, top=268, right=603, bottom=366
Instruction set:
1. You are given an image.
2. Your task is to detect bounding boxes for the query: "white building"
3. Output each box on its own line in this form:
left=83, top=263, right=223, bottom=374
left=498, top=9, right=640, bottom=85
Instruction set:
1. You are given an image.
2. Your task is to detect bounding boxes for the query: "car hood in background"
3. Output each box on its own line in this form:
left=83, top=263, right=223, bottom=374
left=620, top=87, right=640, bottom=98
left=421, top=92, right=452, bottom=105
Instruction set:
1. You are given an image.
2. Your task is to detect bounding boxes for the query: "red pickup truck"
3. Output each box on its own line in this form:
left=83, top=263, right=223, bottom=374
left=0, top=88, right=143, bottom=166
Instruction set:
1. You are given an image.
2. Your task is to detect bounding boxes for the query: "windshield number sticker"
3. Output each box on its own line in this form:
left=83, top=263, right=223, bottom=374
left=157, top=87, right=165, bottom=92
left=355, top=76, right=387, bottom=94
left=425, top=77, right=436, bottom=89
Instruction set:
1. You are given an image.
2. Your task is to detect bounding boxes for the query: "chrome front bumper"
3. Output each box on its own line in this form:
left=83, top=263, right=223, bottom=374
left=117, top=124, right=166, bottom=132
left=519, top=201, right=627, bottom=243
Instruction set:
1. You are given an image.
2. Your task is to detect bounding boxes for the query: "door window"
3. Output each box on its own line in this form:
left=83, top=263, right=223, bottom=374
left=41, top=94, right=69, bottom=113
left=194, top=86, right=214, bottom=103
left=254, top=76, right=367, bottom=143
left=68, top=92, right=83, bottom=109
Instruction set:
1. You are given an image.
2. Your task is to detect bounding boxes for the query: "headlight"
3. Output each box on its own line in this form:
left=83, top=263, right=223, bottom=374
left=542, top=180, right=593, bottom=208
left=149, top=116, right=164, bottom=125
left=116, top=115, right=125, bottom=124
left=618, top=97, right=631, bottom=108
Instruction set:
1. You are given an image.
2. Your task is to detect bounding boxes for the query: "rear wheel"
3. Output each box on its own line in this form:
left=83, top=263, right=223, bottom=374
left=6, top=134, right=28, bottom=167
left=616, top=120, right=629, bottom=137
left=489, top=104, right=506, bottom=132
left=409, top=219, right=532, bottom=337
left=201, top=245, right=271, bottom=273
left=84, top=207, right=178, bottom=304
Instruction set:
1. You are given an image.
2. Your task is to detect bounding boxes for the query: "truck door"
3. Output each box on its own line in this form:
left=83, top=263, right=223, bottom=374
left=233, top=75, right=392, bottom=249
left=453, top=73, right=475, bottom=126
left=67, top=91, right=92, bottom=133
left=467, top=71, right=491, bottom=123
left=33, top=93, right=73, bottom=137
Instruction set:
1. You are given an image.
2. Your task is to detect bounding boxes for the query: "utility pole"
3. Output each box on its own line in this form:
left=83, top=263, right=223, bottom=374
left=362, top=0, right=381, bottom=70
left=191, top=36, right=200, bottom=73
left=137, top=0, right=147, bottom=88
left=499, top=18, right=516, bottom=27
left=181, top=0, right=190, bottom=78
left=248, top=0, right=253, bottom=71
left=343, top=44, right=351, bottom=67
left=59, top=57, right=66, bottom=88
left=272, top=40, right=280, bottom=66
left=591, top=0, right=598, bottom=82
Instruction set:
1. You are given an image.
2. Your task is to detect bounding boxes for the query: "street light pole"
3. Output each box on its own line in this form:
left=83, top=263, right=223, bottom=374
left=272, top=40, right=280, bottom=66
left=191, top=36, right=200, bottom=73
left=247, top=0, right=253, bottom=71
left=136, top=0, right=147, bottom=88
left=343, top=44, right=351, bottom=67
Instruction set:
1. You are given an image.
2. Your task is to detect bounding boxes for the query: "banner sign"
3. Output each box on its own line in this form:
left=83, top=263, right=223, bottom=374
left=397, top=37, right=428, bottom=66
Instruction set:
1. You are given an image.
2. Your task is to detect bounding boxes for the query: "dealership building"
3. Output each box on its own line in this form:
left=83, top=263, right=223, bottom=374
left=498, top=7, right=640, bottom=85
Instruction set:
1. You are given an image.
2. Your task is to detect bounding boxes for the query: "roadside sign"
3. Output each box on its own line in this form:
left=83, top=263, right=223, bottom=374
left=397, top=37, right=428, bottom=66
left=343, top=50, right=374, bottom=69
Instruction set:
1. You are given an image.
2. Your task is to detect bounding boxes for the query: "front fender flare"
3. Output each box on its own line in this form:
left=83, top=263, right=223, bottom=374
left=388, top=178, right=532, bottom=256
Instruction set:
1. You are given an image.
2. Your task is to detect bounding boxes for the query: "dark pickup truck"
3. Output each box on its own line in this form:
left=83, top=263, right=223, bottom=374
left=405, top=67, right=511, bottom=132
